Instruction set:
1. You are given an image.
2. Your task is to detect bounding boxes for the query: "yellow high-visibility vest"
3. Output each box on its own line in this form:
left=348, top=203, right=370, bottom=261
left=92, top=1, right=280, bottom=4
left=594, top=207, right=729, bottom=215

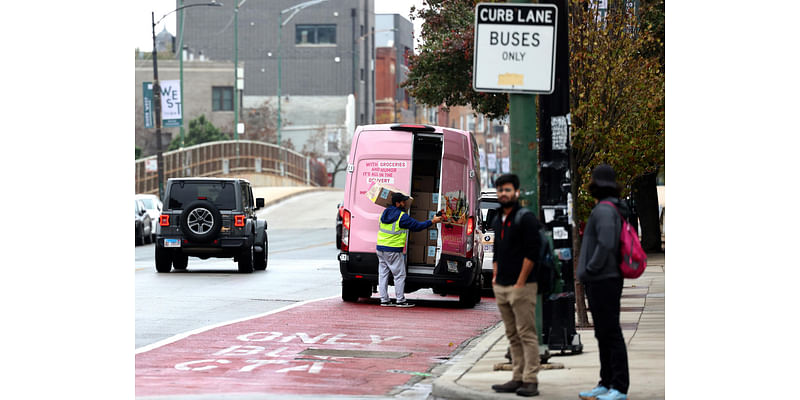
left=376, top=211, right=408, bottom=248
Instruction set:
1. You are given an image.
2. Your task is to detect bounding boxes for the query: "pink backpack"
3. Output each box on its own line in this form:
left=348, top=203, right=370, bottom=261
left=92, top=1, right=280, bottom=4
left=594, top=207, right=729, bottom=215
left=600, top=201, right=647, bottom=279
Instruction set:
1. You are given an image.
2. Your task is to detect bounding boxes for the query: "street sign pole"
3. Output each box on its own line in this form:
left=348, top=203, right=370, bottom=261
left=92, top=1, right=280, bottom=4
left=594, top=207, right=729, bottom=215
left=474, top=0, right=559, bottom=358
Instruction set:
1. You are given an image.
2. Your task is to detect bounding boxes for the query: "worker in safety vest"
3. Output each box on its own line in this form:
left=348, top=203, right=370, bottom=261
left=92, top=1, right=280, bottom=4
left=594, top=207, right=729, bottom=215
left=376, top=192, right=442, bottom=307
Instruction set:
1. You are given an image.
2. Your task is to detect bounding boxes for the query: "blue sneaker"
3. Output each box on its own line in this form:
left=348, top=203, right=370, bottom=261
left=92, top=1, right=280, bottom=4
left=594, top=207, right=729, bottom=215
left=579, top=385, right=609, bottom=400
left=596, top=389, right=627, bottom=400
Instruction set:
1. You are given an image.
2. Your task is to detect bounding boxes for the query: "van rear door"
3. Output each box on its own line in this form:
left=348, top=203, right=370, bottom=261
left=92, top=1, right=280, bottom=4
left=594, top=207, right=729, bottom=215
left=346, top=129, right=414, bottom=254
left=440, top=129, right=470, bottom=257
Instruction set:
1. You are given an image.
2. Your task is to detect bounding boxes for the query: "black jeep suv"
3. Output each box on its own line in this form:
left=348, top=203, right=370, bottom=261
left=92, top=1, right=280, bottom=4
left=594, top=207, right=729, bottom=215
left=154, top=178, right=268, bottom=273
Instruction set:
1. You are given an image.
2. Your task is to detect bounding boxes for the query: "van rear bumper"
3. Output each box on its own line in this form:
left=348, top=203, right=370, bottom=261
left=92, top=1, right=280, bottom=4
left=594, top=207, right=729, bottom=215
left=339, top=251, right=479, bottom=290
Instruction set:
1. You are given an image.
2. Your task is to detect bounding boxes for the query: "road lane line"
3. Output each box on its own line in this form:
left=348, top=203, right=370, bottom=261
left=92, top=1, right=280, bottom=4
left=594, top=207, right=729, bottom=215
left=135, top=295, right=339, bottom=355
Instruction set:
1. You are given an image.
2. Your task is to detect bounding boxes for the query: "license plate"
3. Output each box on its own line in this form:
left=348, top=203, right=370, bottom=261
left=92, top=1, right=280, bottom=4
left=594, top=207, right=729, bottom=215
left=447, top=260, right=458, bottom=273
left=483, top=244, right=493, bottom=252
left=164, top=238, right=181, bottom=248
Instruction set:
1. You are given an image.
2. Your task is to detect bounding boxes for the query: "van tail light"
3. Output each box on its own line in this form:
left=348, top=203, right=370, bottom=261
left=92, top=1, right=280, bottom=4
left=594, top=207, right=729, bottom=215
left=234, top=215, right=245, bottom=227
left=159, top=215, right=170, bottom=226
left=466, top=216, right=475, bottom=258
left=341, top=209, right=351, bottom=252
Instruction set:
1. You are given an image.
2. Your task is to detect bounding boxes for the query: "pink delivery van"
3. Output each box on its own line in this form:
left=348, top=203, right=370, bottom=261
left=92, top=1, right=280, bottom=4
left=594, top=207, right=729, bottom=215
left=337, top=124, right=485, bottom=307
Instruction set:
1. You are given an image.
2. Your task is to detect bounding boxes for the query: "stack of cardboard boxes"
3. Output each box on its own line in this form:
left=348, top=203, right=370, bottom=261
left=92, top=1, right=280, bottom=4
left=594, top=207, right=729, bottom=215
left=408, top=175, right=440, bottom=265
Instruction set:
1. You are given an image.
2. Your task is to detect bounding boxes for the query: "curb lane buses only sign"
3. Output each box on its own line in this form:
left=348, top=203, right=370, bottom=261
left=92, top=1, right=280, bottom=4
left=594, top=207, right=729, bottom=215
left=473, top=2, right=557, bottom=94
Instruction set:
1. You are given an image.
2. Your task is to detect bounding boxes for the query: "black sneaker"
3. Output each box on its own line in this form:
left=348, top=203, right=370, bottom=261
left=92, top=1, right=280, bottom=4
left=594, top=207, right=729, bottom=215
left=395, top=301, right=415, bottom=308
left=380, top=301, right=394, bottom=307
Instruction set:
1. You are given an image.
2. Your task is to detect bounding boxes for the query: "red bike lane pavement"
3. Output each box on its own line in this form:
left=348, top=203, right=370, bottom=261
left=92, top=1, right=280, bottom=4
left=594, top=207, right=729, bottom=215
left=136, top=296, right=500, bottom=398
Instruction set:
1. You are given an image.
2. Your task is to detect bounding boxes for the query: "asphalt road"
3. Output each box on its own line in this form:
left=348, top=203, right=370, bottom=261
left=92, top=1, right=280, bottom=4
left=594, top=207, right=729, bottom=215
left=135, top=190, right=346, bottom=349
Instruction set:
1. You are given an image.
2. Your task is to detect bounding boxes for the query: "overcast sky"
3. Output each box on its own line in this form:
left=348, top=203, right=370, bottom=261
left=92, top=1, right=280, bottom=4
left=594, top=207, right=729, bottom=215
left=134, top=0, right=425, bottom=52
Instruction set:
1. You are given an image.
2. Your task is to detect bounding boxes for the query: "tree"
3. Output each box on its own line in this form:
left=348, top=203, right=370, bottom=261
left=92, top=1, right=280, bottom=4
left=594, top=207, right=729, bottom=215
left=167, top=115, right=229, bottom=150
left=567, top=0, right=664, bottom=325
left=243, top=100, right=283, bottom=144
left=403, top=0, right=509, bottom=119
left=304, top=126, right=351, bottom=187
left=404, top=0, right=664, bottom=326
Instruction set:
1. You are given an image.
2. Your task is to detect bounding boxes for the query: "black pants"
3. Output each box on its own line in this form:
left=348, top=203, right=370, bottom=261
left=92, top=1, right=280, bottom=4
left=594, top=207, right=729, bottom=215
left=585, top=278, right=629, bottom=394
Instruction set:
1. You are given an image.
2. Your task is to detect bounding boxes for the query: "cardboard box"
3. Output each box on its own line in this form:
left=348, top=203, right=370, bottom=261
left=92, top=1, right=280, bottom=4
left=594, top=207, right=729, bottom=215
left=412, top=176, right=435, bottom=192
left=408, top=230, right=427, bottom=245
left=411, top=192, right=432, bottom=210
left=410, top=209, right=429, bottom=223
left=408, top=243, right=425, bottom=264
left=366, top=183, right=413, bottom=209
left=425, top=245, right=438, bottom=265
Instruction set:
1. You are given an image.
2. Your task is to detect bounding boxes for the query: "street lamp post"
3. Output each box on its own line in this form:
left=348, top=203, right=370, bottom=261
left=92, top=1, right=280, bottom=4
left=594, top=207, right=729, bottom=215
left=151, top=2, right=222, bottom=198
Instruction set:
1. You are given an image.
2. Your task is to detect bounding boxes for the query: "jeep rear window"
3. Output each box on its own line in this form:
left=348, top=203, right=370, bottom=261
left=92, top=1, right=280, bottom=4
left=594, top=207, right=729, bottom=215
left=168, top=182, right=237, bottom=210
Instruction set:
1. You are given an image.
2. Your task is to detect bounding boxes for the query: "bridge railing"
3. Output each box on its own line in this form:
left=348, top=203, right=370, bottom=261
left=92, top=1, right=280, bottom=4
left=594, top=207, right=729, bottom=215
left=135, top=140, right=328, bottom=194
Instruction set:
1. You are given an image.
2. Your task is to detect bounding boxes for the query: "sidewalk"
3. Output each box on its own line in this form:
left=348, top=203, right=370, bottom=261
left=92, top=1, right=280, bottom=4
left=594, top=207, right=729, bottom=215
left=432, top=253, right=665, bottom=400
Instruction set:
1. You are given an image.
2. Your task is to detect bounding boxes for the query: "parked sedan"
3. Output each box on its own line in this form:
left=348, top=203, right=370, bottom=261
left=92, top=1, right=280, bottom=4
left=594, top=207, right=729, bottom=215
left=135, top=193, right=163, bottom=242
left=135, top=199, right=153, bottom=246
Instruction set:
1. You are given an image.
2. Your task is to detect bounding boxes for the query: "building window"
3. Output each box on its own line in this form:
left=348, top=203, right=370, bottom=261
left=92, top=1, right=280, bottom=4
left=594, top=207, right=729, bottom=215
left=295, top=24, right=336, bottom=45
left=212, top=86, right=233, bottom=111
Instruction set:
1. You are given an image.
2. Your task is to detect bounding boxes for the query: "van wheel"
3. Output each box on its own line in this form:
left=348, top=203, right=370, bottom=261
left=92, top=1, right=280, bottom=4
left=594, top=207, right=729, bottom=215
left=459, top=275, right=482, bottom=308
left=342, top=280, right=360, bottom=302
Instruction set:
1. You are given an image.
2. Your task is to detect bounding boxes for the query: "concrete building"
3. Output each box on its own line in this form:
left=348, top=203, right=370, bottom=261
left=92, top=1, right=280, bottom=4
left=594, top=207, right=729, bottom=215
left=178, top=0, right=375, bottom=188
left=374, top=13, right=415, bottom=123
left=134, top=58, right=239, bottom=157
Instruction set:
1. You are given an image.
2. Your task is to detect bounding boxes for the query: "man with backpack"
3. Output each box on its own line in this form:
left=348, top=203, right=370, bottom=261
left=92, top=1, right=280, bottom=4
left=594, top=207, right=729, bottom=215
left=489, top=174, right=543, bottom=397
left=577, top=164, right=631, bottom=400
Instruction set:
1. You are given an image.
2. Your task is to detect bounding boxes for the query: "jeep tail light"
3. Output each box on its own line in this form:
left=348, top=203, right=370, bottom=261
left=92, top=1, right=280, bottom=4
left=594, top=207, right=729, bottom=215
left=234, top=215, right=245, bottom=227
left=341, top=209, right=351, bottom=252
left=159, top=215, right=170, bottom=226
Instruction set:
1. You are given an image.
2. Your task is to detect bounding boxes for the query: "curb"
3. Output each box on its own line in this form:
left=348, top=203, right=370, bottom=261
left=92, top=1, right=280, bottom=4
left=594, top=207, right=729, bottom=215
left=260, top=187, right=342, bottom=209
left=431, top=322, right=507, bottom=400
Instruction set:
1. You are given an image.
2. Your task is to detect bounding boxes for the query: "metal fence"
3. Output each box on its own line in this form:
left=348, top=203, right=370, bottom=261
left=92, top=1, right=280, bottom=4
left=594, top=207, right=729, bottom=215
left=135, top=140, right=328, bottom=194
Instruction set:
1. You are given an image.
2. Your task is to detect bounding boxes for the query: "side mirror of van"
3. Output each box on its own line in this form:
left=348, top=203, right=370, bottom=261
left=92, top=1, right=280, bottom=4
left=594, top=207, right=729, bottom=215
left=256, top=198, right=265, bottom=210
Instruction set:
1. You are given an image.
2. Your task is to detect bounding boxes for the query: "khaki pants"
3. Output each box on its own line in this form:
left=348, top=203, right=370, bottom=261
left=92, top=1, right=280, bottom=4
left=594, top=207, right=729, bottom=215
left=494, top=282, right=540, bottom=383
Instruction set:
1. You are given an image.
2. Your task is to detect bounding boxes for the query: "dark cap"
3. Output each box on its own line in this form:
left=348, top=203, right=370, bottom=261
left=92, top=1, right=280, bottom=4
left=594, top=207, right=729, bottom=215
left=590, top=164, right=618, bottom=189
left=392, top=192, right=410, bottom=204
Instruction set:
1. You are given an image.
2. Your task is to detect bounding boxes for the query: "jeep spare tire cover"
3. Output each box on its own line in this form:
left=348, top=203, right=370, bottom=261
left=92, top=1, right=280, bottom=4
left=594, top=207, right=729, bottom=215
left=180, top=200, right=223, bottom=243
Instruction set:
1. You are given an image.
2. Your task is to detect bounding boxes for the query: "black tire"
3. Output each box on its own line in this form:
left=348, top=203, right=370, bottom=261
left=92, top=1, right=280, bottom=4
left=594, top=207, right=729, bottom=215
left=238, top=244, right=254, bottom=273
left=180, top=200, right=222, bottom=243
left=341, top=280, right=360, bottom=302
left=173, top=253, right=188, bottom=270
left=136, top=227, right=145, bottom=246
left=459, top=275, right=482, bottom=308
left=155, top=246, right=173, bottom=273
left=254, top=233, right=268, bottom=271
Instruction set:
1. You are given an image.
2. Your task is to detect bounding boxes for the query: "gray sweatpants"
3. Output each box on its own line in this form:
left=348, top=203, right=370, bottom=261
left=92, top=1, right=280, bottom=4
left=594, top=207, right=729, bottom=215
left=377, top=250, right=406, bottom=303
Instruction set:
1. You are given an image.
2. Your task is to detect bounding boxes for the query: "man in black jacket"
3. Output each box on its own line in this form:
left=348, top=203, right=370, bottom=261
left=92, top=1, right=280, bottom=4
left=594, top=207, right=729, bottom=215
left=490, top=174, right=543, bottom=397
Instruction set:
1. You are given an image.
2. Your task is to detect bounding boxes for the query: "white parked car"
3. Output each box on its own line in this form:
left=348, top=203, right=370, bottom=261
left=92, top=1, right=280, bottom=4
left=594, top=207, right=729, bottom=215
left=135, top=193, right=163, bottom=242
left=479, top=191, right=500, bottom=292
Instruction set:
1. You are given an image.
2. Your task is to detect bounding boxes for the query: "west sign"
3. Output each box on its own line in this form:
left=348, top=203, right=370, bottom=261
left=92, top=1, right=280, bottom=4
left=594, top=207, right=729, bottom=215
left=473, top=3, right=558, bottom=94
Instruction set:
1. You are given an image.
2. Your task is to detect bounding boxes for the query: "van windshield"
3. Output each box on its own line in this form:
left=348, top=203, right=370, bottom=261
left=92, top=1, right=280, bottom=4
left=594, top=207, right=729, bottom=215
left=168, top=182, right=237, bottom=210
